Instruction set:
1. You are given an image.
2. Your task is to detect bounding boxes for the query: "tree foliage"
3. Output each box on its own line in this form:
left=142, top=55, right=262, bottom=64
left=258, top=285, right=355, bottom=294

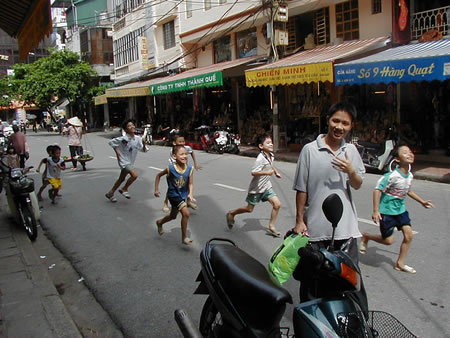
left=9, top=49, right=98, bottom=111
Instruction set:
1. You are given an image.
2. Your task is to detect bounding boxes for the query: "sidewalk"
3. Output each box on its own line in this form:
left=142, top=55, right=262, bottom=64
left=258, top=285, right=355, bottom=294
left=237, top=145, right=450, bottom=184
left=0, top=196, right=81, bottom=338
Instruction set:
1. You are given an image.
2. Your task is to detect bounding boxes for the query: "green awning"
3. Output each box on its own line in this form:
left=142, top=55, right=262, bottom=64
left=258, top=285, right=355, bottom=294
left=150, top=71, right=223, bottom=95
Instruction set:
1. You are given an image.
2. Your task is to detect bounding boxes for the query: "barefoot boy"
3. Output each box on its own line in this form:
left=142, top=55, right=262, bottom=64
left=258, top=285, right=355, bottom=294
left=226, top=133, right=282, bottom=237
left=154, top=145, right=195, bottom=245
left=359, top=144, right=434, bottom=274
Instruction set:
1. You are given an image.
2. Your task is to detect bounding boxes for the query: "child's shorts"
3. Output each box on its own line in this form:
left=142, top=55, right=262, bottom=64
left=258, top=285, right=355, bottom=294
left=120, top=164, right=134, bottom=174
left=168, top=197, right=187, bottom=211
left=48, top=178, right=62, bottom=190
left=246, top=188, right=277, bottom=206
left=380, top=211, right=411, bottom=238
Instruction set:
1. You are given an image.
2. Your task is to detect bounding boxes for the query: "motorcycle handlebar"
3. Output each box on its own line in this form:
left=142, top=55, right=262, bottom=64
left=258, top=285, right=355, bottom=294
left=298, top=246, right=324, bottom=270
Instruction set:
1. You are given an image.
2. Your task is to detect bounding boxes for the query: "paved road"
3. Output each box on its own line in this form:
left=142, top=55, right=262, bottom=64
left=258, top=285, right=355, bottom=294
left=25, top=131, right=449, bottom=337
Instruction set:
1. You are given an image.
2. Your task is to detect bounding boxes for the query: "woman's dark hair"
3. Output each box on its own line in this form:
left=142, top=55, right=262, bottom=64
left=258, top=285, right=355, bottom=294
left=328, top=102, right=357, bottom=122
left=121, top=119, right=135, bottom=131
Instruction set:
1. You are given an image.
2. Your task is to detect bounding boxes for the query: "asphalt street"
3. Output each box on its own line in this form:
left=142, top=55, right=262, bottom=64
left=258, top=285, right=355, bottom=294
left=24, top=131, right=449, bottom=337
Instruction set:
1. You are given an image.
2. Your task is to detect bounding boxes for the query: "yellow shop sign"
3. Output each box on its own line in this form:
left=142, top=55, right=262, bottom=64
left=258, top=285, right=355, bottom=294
left=245, top=62, right=334, bottom=87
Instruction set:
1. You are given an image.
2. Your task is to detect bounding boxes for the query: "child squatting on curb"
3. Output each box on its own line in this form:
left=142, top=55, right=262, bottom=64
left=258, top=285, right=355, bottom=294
left=154, top=144, right=196, bottom=245
left=359, top=144, right=434, bottom=274
left=226, top=133, right=282, bottom=237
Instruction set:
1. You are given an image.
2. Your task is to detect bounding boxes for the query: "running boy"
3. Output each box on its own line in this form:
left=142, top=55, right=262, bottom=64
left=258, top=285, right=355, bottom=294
left=45, top=145, right=66, bottom=204
left=105, top=119, right=147, bottom=202
left=162, top=133, right=200, bottom=212
left=226, top=133, right=282, bottom=237
left=154, top=145, right=195, bottom=245
left=36, top=145, right=55, bottom=201
left=359, top=144, right=434, bottom=274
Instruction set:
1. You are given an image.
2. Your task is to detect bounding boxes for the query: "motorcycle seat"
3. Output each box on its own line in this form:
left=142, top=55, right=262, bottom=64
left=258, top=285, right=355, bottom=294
left=210, top=244, right=292, bottom=330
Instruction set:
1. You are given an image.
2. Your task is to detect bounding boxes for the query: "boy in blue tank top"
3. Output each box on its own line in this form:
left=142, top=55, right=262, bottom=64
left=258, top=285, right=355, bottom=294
left=359, top=144, right=434, bottom=274
left=154, top=145, right=195, bottom=245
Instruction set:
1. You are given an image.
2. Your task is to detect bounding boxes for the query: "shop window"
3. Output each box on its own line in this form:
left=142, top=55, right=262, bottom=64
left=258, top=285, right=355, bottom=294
left=163, top=21, right=175, bottom=50
left=214, top=36, right=231, bottom=63
left=236, top=29, right=257, bottom=58
left=372, top=0, right=382, bottom=14
left=205, top=0, right=211, bottom=10
left=186, top=0, right=193, bottom=18
left=336, top=0, right=359, bottom=41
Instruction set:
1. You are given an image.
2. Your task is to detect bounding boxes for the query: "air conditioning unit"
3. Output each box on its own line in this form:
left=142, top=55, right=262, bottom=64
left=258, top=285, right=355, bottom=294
left=275, top=29, right=289, bottom=46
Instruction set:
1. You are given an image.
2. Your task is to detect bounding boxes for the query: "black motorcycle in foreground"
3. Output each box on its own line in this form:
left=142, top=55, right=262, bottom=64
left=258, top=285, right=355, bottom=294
left=175, top=194, right=416, bottom=337
left=1, top=159, right=38, bottom=241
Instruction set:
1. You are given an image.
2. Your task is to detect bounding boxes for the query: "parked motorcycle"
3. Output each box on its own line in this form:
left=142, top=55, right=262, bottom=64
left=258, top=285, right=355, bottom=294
left=175, top=194, right=416, bottom=338
left=0, top=159, right=39, bottom=241
left=355, top=139, right=395, bottom=172
left=222, top=127, right=240, bottom=154
left=136, top=124, right=153, bottom=145
left=196, top=125, right=224, bottom=154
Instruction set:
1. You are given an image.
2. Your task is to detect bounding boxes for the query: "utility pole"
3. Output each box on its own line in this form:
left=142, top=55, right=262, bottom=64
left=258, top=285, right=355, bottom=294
left=269, top=0, right=288, bottom=152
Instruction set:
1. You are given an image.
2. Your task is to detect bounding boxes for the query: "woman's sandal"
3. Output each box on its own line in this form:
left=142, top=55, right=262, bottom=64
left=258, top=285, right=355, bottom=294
left=119, top=189, right=131, bottom=199
left=105, top=193, right=117, bottom=203
left=182, top=237, right=193, bottom=245
left=266, top=227, right=281, bottom=238
left=394, top=264, right=416, bottom=274
left=156, top=221, right=164, bottom=236
left=226, top=213, right=234, bottom=229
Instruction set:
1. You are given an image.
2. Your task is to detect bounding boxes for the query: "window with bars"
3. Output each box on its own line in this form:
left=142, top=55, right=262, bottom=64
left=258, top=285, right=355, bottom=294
left=163, top=21, right=176, bottom=49
left=372, top=0, right=382, bottom=14
left=205, top=0, right=211, bottom=10
left=336, top=0, right=359, bottom=41
left=214, top=36, right=231, bottom=63
left=113, top=27, right=145, bottom=68
left=113, top=0, right=145, bottom=20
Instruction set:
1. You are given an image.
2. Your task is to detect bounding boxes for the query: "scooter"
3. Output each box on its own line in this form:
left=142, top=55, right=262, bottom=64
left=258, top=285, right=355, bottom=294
left=0, top=160, right=39, bottom=241
left=175, top=194, right=416, bottom=338
left=355, top=139, right=395, bottom=172
left=196, top=126, right=224, bottom=154
left=223, top=127, right=240, bottom=154
left=136, top=124, right=153, bottom=145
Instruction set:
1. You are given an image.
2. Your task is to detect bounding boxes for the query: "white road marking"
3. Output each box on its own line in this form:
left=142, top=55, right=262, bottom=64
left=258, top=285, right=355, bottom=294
left=108, top=156, right=116, bottom=159
left=358, top=217, right=418, bottom=234
left=213, top=183, right=246, bottom=192
left=148, top=166, right=163, bottom=171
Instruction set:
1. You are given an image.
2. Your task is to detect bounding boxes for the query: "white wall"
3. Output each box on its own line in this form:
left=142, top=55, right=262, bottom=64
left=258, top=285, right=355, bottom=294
left=358, top=0, right=392, bottom=39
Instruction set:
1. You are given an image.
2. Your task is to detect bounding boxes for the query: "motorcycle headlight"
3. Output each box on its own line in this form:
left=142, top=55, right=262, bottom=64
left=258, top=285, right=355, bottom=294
left=10, top=168, right=23, bottom=178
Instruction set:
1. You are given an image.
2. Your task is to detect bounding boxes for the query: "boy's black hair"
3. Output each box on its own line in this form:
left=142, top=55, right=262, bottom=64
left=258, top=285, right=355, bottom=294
left=7, top=144, right=15, bottom=153
left=257, top=132, right=272, bottom=147
left=172, top=133, right=184, bottom=143
left=172, top=144, right=186, bottom=155
left=121, top=119, right=135, bottom=131
left=46, top=145, right=55, bottom=155
left=392, top=142, right=410, bottom=159
left=327, top=102, right=357, bottom=122
left=52, top=145, right=61, bottom=152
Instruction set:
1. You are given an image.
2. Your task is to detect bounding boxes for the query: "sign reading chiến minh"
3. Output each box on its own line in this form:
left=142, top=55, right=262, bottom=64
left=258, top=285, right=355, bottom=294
left=245, top=62, right=334, bottom=87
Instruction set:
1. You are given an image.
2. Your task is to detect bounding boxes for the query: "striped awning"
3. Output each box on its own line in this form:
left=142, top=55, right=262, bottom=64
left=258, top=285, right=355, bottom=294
left=335, top=39, right=450, bottom=85
left=245, top=36, right=390, bottom=87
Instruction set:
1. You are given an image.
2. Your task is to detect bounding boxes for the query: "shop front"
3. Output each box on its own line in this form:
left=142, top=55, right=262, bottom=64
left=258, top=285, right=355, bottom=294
left=149, top=56, right=260, bottom=142
left=245, top=36, right=390, bottom=151
left=335, top=39, right=450, bottom=154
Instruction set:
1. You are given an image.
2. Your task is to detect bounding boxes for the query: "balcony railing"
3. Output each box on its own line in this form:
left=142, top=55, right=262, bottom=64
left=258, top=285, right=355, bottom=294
left=411, top=5, right=450, bottom=40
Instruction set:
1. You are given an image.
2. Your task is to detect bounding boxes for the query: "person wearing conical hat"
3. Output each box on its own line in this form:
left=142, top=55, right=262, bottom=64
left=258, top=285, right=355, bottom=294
left=67, top=116, right=86, bottom=171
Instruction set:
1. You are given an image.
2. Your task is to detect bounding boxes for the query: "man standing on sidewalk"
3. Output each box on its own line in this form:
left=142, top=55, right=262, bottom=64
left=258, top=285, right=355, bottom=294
left=8, top=125, right=28, bottom=168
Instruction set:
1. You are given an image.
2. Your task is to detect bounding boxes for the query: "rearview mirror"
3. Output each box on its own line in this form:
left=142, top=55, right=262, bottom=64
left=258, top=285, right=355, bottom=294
left=322, top=194, right=343, bottom=228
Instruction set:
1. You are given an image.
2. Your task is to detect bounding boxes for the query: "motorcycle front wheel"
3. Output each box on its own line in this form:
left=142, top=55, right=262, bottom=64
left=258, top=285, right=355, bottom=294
left=22, top=203, right=38, bottom=241
left=199, top=296, right=222, bottom=337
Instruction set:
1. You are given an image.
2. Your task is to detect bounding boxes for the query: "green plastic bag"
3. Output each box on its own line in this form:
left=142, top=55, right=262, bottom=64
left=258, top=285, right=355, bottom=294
left=268, top=233, right=309, bottom=284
